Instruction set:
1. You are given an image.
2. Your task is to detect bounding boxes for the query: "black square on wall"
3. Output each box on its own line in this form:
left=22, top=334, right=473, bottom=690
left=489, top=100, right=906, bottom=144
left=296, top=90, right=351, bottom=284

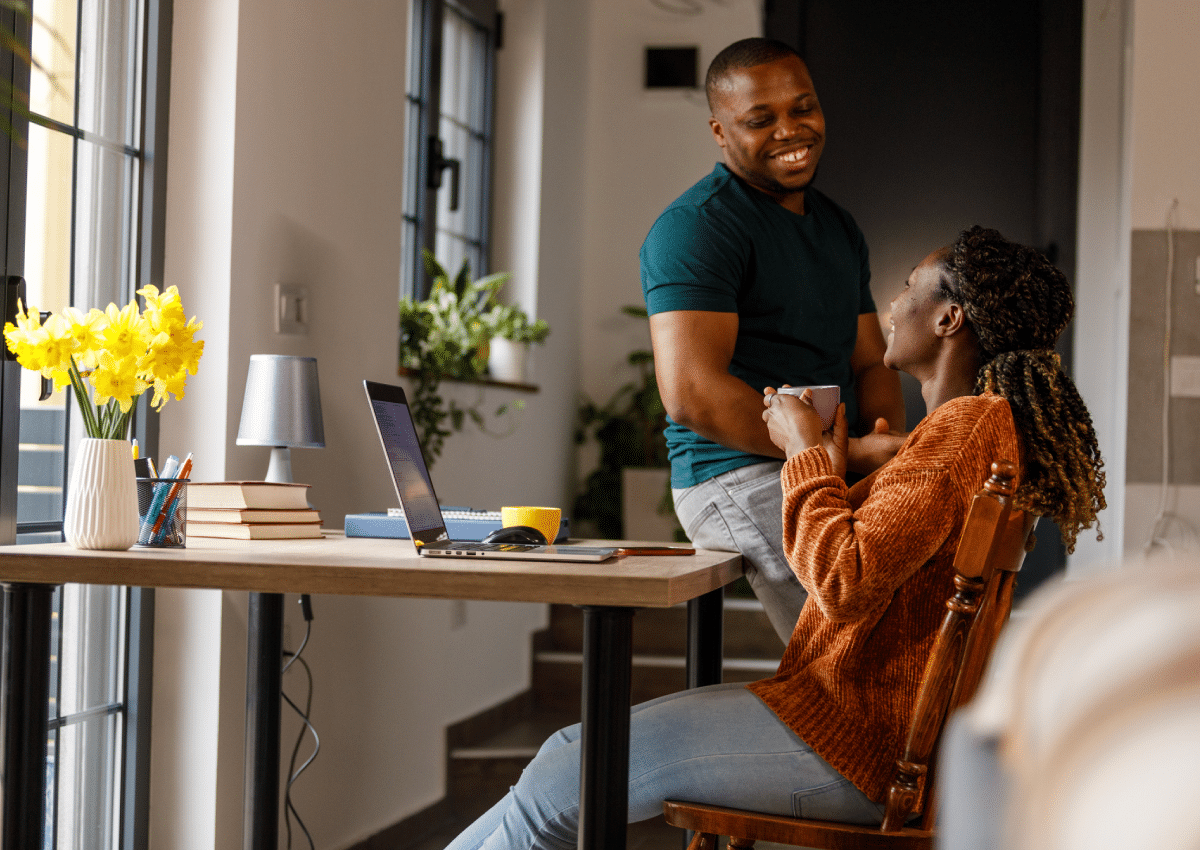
left=645, top=46, right=698, bottom=89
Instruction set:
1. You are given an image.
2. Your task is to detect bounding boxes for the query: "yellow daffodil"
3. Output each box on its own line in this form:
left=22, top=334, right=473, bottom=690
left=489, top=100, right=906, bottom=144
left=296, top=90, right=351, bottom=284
left=100, top=301, right=149, bottom=361
left=91, top=352, right=149, bottom=414
left=63, top=307, right=106, bottom=370
left=1, top=289, right=204, bottom=439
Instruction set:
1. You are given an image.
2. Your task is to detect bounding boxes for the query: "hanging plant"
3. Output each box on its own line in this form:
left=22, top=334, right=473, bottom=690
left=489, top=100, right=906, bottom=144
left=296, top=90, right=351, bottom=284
left=399, top=251, right=549, bottom=463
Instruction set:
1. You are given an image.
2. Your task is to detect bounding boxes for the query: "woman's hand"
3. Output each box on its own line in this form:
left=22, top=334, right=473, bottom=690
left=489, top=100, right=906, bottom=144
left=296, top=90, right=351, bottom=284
left=762, top=388, right=849, bottom=478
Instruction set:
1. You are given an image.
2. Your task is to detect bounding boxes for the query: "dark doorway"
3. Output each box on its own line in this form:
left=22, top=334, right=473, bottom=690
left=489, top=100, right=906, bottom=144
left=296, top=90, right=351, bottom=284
left=766, top=1, right=1083, bottom=598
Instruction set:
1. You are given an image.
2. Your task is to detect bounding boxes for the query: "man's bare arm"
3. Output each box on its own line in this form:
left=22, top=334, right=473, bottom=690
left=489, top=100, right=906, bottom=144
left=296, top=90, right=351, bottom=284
left=649, top=310, right=784, bottom=459
left=847, top=312, right=906, bottom=474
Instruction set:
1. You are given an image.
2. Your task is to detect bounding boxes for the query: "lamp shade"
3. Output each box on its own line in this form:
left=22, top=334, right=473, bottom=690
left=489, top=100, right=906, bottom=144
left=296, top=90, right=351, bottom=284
left=236, top=355, right=325, bottom=448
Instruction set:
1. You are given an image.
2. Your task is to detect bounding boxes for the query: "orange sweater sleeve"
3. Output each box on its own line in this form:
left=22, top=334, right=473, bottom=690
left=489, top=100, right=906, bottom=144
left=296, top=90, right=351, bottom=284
left=779, top=395, right=1019, bottom=623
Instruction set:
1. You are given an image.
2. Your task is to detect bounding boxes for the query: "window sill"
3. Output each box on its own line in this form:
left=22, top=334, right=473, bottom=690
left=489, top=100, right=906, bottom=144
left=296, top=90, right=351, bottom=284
left=397, top=366, right=539, bottom=394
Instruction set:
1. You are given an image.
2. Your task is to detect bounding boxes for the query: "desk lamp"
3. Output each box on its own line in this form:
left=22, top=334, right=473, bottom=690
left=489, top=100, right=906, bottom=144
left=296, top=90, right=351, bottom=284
left=236, top=354, right=325, bottom=483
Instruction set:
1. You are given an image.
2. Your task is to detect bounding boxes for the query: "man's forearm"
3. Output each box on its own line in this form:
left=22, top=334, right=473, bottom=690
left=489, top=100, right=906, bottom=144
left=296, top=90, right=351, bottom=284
left=668, top=373, right=784, bottom=459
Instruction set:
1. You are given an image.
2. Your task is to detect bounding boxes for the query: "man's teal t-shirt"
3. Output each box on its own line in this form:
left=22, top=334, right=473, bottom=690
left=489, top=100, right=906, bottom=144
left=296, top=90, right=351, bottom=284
left=640, top=163, right=875, bottom=489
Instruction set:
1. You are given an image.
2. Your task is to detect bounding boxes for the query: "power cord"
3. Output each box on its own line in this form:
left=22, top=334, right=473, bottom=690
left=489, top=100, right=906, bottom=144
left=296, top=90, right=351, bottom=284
left=1145, top=198, right=1198, bottom=554
left=282, top=594, right=319, bottom=850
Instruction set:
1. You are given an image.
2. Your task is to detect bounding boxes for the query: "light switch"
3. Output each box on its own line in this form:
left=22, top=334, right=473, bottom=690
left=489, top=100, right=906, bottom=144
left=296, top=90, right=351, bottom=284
left=1170, top=355, right=1200, bottom=398
left=276, top=283, right=309, bottom=335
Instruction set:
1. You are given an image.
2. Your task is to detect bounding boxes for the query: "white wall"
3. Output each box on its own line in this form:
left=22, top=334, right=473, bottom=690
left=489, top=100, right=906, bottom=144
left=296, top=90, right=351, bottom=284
left=1066, top=0, right=1200, bottom=569
left=1128, top=1, right=1200, bottom=232
left=578, top=0, right=760, bottom=413
left=154, top=1, right=557, bottom=846
left=1121, top=0, right=1200, bottom=554
left=1068, top=0, right=1134, bottom=572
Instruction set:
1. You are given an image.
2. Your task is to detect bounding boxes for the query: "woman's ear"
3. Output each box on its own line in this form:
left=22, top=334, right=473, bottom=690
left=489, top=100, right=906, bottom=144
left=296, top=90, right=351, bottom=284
left=935, top=302, right=968, bottom=338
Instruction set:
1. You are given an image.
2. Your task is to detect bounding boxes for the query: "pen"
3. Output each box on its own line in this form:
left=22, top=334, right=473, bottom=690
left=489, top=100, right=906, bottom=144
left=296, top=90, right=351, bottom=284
left=138, top=455, right=180, bottom=544
left=132, top=439, right=139, bottom=460
left=150, top=453, right=192, bottom=545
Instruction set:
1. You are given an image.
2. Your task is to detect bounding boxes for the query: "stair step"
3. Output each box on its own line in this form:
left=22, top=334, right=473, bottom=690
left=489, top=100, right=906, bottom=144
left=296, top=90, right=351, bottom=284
left=535, top=650, right=779, bottom=674
left=450, top=712, right=575, bottom=760
left=546, top=598, right=785, bottom=659
left=532, top=658, right=773, bottom=712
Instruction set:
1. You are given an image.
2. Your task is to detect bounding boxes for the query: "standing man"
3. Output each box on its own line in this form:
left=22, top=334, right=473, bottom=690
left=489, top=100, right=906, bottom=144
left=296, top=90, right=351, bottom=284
left=641, top=38, right=905, bottom=643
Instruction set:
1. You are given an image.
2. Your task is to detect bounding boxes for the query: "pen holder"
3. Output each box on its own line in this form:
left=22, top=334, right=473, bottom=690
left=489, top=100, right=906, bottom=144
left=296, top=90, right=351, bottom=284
left=136, top=478, right=188, bottom=548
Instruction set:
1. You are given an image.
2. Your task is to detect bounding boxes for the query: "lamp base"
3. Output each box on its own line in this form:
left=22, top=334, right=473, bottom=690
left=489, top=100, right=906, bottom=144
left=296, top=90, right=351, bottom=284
left=265, top=447, right=293, bottom=483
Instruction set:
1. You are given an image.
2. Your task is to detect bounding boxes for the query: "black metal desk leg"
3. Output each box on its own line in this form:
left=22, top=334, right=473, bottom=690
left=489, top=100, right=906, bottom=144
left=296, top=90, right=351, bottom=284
left=577, top=605, right=634, bottom=850
left=245, top=592, right=283, bottom=850
left=686, top=588, right=724, bottom=690
left=683, top=588, right=725, bottom=848
left=0, top=582, right=55, bottom=850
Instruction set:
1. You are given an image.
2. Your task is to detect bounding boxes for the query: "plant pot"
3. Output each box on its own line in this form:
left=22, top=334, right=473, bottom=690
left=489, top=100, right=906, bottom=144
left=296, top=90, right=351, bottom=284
left=63, top=438, right=140, bottom=550
left=621, top=466, right=678, bottom=543
left=488, top=337, right=529, bottom=383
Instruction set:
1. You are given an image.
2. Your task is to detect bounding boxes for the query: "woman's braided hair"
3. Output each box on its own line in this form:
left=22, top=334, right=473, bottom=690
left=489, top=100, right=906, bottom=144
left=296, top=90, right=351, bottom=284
left=943, top=226, right=1106, bottom=552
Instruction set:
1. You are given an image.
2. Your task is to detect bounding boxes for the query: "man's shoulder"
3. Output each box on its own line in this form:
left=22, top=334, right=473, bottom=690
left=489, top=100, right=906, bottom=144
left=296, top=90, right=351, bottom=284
left=646, top=166, right=751, bottom=244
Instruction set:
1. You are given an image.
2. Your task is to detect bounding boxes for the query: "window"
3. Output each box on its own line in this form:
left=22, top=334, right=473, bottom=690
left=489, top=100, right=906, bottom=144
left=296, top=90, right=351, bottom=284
left=401, top=0, right=499, bottom=299
left=0, top=0, right=170, bottom=845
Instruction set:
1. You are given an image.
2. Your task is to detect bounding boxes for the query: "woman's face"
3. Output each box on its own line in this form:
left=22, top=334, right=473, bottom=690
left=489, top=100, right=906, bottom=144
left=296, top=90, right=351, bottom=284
left=884, top=248, right=953, bottom=375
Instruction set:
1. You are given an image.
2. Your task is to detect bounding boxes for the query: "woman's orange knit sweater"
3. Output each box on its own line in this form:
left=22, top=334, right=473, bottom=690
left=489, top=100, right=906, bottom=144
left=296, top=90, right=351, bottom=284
left=747, top=393, right=1021, bottom=802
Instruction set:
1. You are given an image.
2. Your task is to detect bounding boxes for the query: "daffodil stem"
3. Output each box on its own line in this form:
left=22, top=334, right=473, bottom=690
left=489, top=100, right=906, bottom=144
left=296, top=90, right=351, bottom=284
left=67, top=358, right=132, bottom=440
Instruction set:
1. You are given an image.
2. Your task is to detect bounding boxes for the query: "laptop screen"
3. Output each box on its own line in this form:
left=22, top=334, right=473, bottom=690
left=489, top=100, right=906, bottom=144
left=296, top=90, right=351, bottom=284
left=363, top=381, right=449, bottom=544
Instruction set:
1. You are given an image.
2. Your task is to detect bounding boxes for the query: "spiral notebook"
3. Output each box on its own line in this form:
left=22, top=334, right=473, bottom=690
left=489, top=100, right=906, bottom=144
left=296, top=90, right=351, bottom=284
left=362, top=380, right=616, bottom=563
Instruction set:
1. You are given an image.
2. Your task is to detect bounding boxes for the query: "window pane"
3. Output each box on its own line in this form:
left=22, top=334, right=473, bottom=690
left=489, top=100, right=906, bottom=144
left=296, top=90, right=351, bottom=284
left=57, top=585, right=124, bottom=715
left=23, top=122, right=74, bottom=314
left=74, top=139, right=136, bottom=309
left=16, top=383, right=66, bottom=529
left=76, top=0, right=141, bottom=144
left=54, top=713, right=122, bottom=849
left=29, top=0, right=78, bottom=125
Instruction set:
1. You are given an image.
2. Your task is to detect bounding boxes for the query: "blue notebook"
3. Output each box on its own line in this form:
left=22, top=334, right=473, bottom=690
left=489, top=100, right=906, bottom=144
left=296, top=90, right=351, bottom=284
left=344, top=509, right=569, bottom=543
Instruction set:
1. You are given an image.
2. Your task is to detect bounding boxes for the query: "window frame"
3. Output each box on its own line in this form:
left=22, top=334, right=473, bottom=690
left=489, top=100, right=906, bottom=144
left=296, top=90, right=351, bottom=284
left=403, top=0, right=499, bottom=299
left=0, top=0, right=172, bottom=845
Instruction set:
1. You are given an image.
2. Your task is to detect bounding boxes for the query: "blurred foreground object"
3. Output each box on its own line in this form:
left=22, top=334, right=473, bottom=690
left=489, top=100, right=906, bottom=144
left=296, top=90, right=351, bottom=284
left=940, top=549, right=1200, bottom=850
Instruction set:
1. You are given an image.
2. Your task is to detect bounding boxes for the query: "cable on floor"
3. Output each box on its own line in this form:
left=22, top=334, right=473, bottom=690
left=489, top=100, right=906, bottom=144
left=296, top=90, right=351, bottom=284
left=283, top=594, right=320, bottom=850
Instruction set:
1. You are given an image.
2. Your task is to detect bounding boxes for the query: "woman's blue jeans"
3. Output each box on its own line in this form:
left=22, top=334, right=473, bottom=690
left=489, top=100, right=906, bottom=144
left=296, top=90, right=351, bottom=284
left=444, top=682, right=883, bottom=850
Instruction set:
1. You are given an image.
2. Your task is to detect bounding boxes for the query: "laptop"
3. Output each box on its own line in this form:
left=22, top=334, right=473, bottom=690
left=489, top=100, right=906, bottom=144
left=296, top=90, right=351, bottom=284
left=363, top=380, right=617, bottom=563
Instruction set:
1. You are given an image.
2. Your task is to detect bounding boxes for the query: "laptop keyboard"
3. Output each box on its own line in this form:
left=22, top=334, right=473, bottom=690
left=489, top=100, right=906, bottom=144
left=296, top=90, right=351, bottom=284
left=435, top=542, right=542, bottom=555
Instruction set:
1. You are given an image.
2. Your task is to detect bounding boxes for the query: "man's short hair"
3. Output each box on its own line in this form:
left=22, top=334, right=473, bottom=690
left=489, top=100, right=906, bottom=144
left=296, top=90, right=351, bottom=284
left=706, top=38, right=804, bottom=111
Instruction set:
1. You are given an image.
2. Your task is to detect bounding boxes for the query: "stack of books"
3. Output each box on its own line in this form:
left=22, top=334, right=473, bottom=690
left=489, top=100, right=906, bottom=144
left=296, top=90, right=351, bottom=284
left=185, top=482, right=323, bottom=539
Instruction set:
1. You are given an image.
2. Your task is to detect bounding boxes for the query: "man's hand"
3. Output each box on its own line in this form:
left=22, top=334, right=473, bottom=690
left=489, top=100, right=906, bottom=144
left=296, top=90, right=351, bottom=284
left=846, top=417, right=905, bottom=474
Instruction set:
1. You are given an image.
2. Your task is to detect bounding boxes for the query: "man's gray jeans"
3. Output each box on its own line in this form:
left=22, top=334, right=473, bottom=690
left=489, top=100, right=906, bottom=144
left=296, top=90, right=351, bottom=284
left=673, top=460, right=807, bottom=644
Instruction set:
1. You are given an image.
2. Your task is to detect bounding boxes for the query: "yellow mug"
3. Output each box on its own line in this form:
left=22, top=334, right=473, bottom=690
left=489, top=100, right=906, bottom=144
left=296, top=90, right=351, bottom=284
left=500, top=506, right=561, bottom=545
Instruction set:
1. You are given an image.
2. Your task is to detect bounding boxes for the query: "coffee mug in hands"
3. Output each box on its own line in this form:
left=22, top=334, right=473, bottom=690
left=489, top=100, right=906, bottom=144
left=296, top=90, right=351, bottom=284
left=501, top=506, right=561, bottom=546
left=777, top=385, right=840, bottom=430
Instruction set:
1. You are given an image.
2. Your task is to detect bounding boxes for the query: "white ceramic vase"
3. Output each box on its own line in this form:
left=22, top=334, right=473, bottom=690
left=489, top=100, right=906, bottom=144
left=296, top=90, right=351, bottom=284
left=488, top=337, right=529, bottom=384
left=63, top=437, right=140, bottom=550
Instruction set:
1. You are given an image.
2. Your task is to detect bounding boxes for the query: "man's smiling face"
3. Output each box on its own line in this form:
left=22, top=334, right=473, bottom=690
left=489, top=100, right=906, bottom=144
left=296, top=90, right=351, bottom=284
left=708, top=55, right=825, bottom=213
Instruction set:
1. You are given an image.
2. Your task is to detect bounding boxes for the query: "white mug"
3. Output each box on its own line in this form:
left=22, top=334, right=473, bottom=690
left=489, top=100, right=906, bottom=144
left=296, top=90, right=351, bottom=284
left=776, top=385, right=840, bottom=430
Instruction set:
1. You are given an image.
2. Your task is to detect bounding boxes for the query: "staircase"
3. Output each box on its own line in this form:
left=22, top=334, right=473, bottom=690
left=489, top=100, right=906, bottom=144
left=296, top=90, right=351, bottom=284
left=404, top=593, right=784, bottom=849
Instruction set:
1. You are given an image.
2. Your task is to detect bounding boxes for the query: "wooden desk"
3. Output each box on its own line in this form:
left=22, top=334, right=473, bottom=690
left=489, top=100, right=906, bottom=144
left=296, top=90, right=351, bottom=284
left=0, top=534, right=741, bottom=850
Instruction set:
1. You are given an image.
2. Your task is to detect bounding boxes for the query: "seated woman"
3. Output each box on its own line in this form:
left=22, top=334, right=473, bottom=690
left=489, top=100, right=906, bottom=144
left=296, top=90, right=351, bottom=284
left=444, top=226, right=1106, bottom=850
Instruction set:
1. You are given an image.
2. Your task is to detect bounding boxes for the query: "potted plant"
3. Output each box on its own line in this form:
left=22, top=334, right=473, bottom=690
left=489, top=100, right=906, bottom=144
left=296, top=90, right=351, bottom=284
left=573, top=306, right=677, bottom=541
left=486, top=303, right=550, bottom=383
left=399, top=251, right=549, bottom=463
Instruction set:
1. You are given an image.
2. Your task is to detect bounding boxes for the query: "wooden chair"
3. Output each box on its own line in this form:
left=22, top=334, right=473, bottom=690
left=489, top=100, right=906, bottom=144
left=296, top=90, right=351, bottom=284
left=664, top=460, right=1036, bottom=850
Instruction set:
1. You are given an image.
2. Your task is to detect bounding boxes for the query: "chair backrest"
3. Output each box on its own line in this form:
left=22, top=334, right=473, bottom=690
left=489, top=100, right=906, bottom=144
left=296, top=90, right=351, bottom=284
left=880, top=460, right=1035, bottom=832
